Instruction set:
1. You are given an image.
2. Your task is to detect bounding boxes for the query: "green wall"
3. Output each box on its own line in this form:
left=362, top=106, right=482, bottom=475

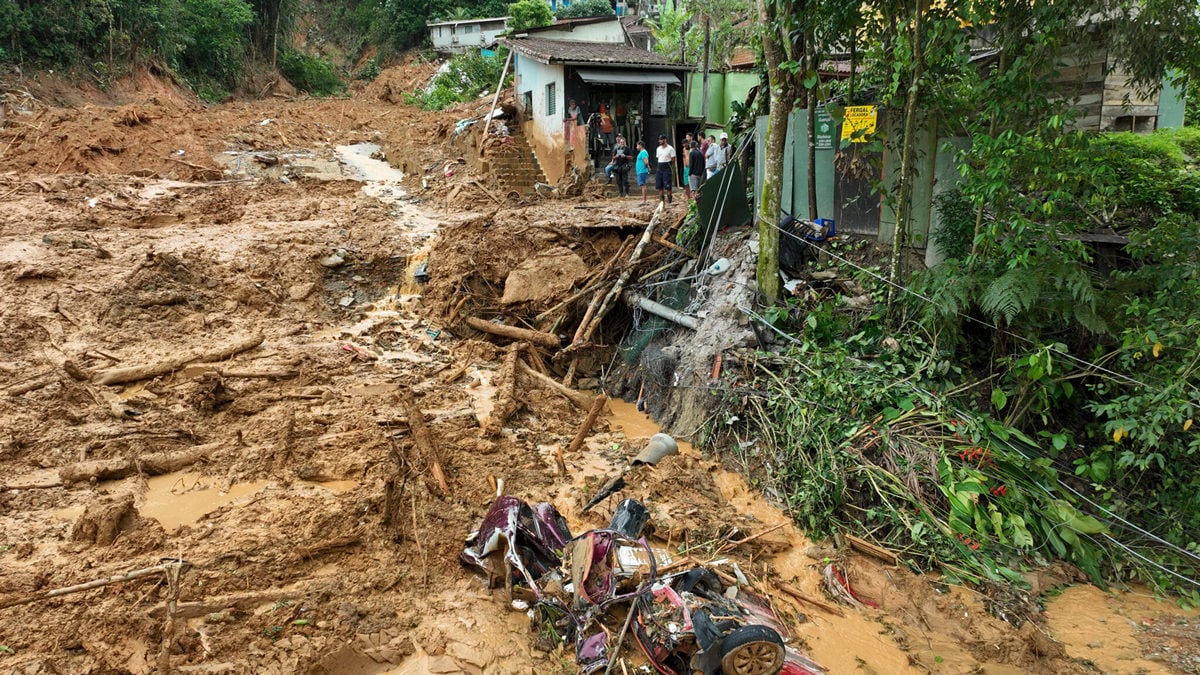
left=789, top=110, right=836, bottom=221
left=687, top=71, right=759, bottom=134
left=1159, top=75, right=1187, bottom=129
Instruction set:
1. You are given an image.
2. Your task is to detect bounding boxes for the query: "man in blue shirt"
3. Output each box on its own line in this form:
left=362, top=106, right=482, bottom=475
left=635, top=141, right=650, bottom=203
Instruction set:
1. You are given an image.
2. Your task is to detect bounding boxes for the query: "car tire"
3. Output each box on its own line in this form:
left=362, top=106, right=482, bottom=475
left=718, top=624, right=785, bottom=675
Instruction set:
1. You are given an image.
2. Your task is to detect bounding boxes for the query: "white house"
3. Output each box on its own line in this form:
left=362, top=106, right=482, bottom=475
left=427, top=17, right=509, bottom=54
left=504, top=17, right=690, bottom=184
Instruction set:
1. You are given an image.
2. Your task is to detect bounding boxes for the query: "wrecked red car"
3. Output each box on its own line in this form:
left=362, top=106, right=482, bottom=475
left=461, top=495, right=824, bottom=674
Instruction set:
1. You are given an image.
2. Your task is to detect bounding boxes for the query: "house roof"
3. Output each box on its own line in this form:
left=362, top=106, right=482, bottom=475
left=504, top=37, right=691, bottom=69
left=728, top=48, right=755, bottom=70
left=621, top=15, right=652, bottom=36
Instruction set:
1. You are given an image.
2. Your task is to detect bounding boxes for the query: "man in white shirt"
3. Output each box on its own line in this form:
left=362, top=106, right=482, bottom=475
left=654, top=134, right=676, bottom=204
left=707, top=132, right=731, bottom=179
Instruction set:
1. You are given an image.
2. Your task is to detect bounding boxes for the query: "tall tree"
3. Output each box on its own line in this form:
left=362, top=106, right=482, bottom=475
left=754, top=0, right=802, bottom=303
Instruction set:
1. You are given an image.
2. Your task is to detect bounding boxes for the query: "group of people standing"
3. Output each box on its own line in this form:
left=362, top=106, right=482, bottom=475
left=605, top=131, right=732, bottom=205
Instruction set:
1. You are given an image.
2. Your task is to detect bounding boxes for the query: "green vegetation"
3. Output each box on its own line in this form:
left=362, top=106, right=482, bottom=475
left=715, top=124, right=1200, bottom=594
left=736, top=0, right=1200, bottom=597
left=508, top=0, right=554, bottom=31
left=555, top=0, right=614, bottom=19
left=0, top=0, right=518, bottom=96
left=278, top=49, right=345, bottom=95
left=406, top=49, right=510, bottom=110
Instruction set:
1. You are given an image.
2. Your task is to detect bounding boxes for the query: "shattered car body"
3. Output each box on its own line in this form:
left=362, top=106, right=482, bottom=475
left=461, top=495, right=824, bottom=674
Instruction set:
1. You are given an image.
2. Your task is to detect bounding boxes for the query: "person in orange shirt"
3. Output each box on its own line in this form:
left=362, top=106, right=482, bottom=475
left=598, top=104, right=615, bottom=148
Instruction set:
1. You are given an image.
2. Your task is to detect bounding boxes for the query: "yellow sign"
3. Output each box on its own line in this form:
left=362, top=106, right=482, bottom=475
left=840, top=105, right=878, bottom=142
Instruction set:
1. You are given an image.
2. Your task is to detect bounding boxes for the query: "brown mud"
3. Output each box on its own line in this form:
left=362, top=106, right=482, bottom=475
left=2, top=66, right=1199, bottom=675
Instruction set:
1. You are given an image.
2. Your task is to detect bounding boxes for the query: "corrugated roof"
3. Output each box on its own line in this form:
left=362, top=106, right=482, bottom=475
left=504, top=38, right=690, bottom=68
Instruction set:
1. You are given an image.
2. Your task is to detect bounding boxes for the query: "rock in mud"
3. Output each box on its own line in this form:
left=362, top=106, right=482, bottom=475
left=70, top=493, right=142, bottom=546
left=320, top=252, right=347, bottom=268
left=500, top=246, right=587, bottom=305
left=288, top=282, right=316, bottom=301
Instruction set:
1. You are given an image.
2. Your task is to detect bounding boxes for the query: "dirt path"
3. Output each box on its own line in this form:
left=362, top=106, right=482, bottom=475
left=2, top=69, right=1200, bottom=675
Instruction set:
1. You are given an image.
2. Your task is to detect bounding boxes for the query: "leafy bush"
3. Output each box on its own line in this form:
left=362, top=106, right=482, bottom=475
left=930, top=189, right=975, bottom=262
left=555, top=0, right=614, bottom=19
left=407, top=50, right=509, bottom=110
left=278, top=50, right=345, bottom=96
left=508, top=0, right=553, bottom=31
left=356, top=55, right=384, bottom=81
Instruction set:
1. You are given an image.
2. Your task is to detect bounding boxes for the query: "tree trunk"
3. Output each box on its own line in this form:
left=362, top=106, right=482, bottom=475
left=885, top=0, right=928, bottom=320
left=755, top=0, right=795, bottom=304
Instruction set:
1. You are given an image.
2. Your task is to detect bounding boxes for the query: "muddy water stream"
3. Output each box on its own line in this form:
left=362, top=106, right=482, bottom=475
left=601, top=399, right=926, bottom=673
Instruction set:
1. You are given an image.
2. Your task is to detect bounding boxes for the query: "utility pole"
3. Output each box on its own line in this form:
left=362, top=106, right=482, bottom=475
left=701, top=16, right=711, bottom=125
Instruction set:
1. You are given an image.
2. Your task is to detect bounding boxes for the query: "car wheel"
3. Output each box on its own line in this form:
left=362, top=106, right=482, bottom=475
left=719, top=624, right=785, bottom=675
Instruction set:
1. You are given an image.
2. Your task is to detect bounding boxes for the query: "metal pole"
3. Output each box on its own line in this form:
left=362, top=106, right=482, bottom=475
left=481, top=50, right=514, bottom=149
left=700, top=16, right=711, bottom=125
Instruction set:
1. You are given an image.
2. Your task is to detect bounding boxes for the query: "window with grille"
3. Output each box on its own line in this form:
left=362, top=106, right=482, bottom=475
left=546, top=82, right=556, bottom=116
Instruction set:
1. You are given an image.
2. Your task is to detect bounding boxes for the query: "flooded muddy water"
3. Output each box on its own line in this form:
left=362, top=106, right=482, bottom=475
left=139, top=473, right=271, bottom=530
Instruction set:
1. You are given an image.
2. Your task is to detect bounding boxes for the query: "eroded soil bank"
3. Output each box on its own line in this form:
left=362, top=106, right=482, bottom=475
left=2, top=68, right=1200, bottom=675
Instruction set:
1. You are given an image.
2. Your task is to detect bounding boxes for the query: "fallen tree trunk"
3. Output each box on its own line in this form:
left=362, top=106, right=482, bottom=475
left=94, top=334, right=265, bottom=386
left=0, top=560, right=185, bottom=610
left=183, top=365, right=296, bottom=380
left=58, top=444, right=218, bottom=484
left=483, top=345, right=523, bottom=437
left=516, top=361, right=593, bottom=410
left=563, top=204, right=663, bottom=387
left=562, top=394, right=608, bottom=475
left=465, top=317, right=559, bottom=349
left=148, top=588, right=306, bottom=619
left=399, top=389, right=450, bottom=495
left=5, top=370, right=58, bottom=396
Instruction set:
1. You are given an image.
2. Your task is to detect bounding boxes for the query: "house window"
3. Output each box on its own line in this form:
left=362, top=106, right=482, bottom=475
left=462, top=23, right=478, bottom=34
left=546, top=82, right=556, bottom=116
left=523, top=90, right=533, bottom=114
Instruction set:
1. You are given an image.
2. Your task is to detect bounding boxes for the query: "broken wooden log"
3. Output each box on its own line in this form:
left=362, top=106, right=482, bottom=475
left=399, top=389, right=450, bottom=495
left=181, top=364, right=296, bottom=380
left=844, top=532, right=900, bottom=566
left=563, top=206, right=663, bottom=386
left=483, top=345, right=523, bottom=437
left=516, top=361, right=593, bottom=409
left=0, top=560, right=188, bottom=610
left=439, top=360, right=473, bottom=385
left=58, top=443, right=218, bottom=484
left=579, top=203, right=663, bottom=347
left=774, top=580, right=845, bottom=617
left=464, top=316, right=559, bottom=349
left=93, top=334, right=265, bottom=386
left=5, top=371, right=58, bottom=396
left=148, top=588, right=306, bottom=619
left=562, top=394, right=608, bottom=475
left=623, top=290, right=699, bottom=329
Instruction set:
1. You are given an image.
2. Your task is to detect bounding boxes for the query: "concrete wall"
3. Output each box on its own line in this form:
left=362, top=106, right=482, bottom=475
left=515, top=56, right=569, bottom=183
left=527, top=20, right=625, bottom=43
left=686, top=71, right=758, bottom=134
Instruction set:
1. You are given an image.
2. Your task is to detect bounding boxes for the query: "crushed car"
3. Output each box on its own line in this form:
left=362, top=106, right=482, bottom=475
left=461, top=495, right=824, bottom=674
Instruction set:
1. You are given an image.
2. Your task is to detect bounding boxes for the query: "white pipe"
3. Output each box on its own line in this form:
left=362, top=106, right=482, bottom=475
left=623, top=290, right=698, bottom=329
